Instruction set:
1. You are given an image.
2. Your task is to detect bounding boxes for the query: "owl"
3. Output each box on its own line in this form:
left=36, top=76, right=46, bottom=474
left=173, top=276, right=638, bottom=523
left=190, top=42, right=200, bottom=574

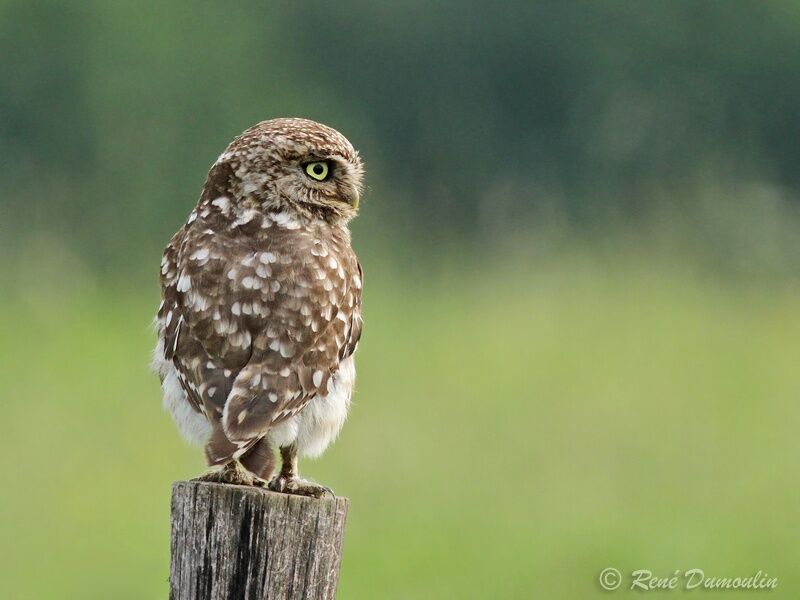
left=152, top=118, right=364, bottom=497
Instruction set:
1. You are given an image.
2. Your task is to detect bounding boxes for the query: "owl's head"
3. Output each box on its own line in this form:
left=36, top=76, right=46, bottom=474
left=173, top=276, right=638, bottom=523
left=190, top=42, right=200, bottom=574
left=202, top=118, right=364, bottom=223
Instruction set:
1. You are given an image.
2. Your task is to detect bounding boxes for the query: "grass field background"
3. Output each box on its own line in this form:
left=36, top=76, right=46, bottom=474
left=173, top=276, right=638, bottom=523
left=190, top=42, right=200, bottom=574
left=4, top=3, right=800, bottom=596
left=1, top=246, right=797, bottom=599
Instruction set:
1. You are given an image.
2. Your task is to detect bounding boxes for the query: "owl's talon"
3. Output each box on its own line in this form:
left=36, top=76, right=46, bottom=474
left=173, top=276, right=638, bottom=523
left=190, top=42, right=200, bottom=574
left=267, top=475, right=286, bottom=493
left=192, top=461, right=264, bottom=487
left=268, top=475, right=331, bottom=499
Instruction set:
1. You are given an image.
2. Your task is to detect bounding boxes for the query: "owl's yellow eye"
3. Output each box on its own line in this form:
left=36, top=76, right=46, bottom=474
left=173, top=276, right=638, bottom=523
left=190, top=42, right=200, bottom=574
left=304, top=161, right=330, bottom=181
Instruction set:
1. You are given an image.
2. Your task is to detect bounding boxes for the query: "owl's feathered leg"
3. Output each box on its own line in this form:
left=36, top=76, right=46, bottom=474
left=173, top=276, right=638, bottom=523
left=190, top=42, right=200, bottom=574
left=268, top=444, right=333, bottom=499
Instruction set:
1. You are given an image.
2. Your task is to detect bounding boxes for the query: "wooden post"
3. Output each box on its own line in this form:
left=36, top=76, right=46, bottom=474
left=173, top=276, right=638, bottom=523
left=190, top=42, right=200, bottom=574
left=170, top=481, right=349, bottom=600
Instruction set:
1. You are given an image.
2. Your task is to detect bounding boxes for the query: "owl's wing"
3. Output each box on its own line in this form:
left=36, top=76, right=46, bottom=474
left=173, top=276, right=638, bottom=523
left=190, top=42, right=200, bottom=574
left=221, top=239, right=363, bottom=445
left=157, top=228, right=211, bottom=416
left=164, top=218, right=362, bottom=455
left=339, top=261, right=363, bottom=361
left=158, top=225, right=242, bottom=421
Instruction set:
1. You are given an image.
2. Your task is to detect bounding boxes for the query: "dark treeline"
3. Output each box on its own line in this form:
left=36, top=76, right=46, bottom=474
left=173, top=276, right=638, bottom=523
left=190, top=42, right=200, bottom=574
left=2, top=1, right=799, bottom=265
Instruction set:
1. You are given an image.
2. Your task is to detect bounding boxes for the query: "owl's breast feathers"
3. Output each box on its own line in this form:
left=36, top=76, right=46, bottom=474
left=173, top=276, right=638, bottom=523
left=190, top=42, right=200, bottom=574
left=156, top=210, right=363, bottom=459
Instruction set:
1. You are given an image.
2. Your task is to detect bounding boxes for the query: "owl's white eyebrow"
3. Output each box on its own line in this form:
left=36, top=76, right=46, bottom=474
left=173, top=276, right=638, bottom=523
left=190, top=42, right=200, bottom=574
left=301, top=155, right=335, bottom=164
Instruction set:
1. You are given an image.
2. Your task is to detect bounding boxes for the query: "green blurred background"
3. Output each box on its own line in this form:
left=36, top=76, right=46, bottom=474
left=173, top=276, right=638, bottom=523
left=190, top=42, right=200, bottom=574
left=1, top=2, right=799, bottom=598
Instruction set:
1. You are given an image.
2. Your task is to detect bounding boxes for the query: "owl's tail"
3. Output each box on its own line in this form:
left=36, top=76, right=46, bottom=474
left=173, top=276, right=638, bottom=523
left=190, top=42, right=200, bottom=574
left=205, top=425, right=276, bottom=481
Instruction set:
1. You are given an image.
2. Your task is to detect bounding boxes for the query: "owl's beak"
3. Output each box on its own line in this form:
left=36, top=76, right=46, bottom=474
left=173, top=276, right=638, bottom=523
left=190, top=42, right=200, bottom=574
left=347, top=187, right=360, bottom=209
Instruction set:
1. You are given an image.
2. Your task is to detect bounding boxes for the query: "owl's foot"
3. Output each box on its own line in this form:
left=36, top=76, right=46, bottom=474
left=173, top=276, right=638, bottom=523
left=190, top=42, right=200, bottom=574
left=268, top=475, right=333, bottom=499
left=193, top=461, right=266, bottom=487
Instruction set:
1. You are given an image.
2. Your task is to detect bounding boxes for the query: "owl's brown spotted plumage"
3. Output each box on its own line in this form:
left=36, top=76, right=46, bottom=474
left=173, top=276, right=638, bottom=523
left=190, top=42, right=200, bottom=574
left=152, top=118, right=364, bottom=496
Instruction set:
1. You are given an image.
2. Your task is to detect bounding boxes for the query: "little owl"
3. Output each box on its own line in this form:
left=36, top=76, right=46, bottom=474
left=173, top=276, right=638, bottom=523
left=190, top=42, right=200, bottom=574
left=152, top=118, right=364, bottom=497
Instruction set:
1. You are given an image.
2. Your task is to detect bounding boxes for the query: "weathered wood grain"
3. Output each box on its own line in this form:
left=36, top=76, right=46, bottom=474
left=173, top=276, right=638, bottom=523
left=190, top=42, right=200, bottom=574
left=170, top=481, right=348, bottom=600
